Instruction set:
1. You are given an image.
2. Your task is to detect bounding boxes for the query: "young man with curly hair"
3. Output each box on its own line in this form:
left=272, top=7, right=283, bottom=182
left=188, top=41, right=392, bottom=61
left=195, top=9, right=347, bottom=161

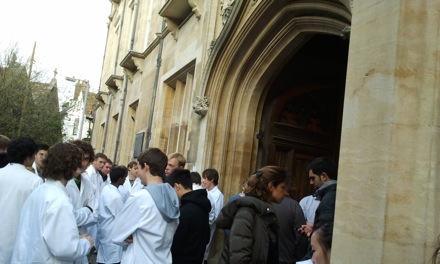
left=11, top=142, right=94, bottom=263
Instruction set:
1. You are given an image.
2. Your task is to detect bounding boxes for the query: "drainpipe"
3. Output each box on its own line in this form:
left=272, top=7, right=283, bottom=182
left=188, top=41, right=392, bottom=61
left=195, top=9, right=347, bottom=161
left=113, top=0, right=140, bottom=162
left=102, top=0, right=127, bottom=153
left=145, top=19, right=166, bottom=149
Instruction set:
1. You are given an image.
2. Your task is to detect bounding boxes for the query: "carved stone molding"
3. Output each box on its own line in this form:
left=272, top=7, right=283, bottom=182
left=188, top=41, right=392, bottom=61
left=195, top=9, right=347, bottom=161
left=208, top=39, right=216, bottom=56
left=221, top=0, right=236, bottom=25
left=193, top=96, right=210, bottom=117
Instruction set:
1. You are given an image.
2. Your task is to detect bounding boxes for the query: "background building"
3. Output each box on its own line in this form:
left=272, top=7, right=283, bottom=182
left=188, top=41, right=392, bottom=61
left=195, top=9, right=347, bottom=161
left=91, top=0, right=440, bottom=262
left=62, top=81, right=96, bottom=141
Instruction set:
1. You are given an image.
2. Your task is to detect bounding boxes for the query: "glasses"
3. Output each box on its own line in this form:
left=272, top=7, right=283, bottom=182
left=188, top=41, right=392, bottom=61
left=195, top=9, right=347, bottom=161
left=83, top=156, right=91, bottom=161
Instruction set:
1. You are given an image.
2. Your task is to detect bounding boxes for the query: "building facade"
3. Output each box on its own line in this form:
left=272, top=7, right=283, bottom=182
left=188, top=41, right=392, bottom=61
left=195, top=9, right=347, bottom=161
left=63, top=81, right=95, bottom=141
left=91, top=0, right=440, bottom=262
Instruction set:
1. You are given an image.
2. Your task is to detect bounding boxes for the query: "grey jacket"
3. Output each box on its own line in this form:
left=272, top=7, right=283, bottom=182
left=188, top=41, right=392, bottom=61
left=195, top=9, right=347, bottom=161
left=217, top=196, right=279, bottom=264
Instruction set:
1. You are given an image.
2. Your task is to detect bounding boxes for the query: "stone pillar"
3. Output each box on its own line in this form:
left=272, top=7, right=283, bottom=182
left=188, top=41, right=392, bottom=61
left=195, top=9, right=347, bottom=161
left=333, top=0, right=440, bottom=263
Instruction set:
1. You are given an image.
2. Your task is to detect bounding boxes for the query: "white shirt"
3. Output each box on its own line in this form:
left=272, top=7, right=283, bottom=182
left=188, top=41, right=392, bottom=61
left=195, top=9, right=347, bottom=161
left=299, top=195, right=321, bottom=223
left=11, top=179, right=91, bottom=263
left=97, top=184, right=124, bottom=263
left=208, top=185, right=224, bottom=220
left=204, top=185, right=224, bottom=260
left=0, top=163, right=43, bottom=264
left=111, top=189, right=179, bottom=264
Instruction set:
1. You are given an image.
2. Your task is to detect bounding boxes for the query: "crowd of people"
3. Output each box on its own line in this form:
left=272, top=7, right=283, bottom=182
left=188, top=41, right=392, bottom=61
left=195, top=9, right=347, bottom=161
left=0, top=134, right=346, bottom=264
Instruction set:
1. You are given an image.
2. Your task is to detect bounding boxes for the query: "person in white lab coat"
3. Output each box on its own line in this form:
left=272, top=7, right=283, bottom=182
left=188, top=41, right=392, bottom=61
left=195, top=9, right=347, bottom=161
left=111, top=148, right=180, bottom=264
left=85, top=152, right=108, bottom=248
left=119, top=161, right=143, bottom=202
left=0, top=137, right=42, bottom=264
left=85, top=152, right=108, bottom=196
left=11, top=142, right=94, bottom=263
left=117, top=161, right=142, bottom=263
left=99, top=158, right=113, bottom=188
left=68, top=141, right=98, bottom=232
left=97, top=165, right=127, bottom=264
left=68, top=140, right=98, bottom=264
left=32, top=142, right=49, bottom=179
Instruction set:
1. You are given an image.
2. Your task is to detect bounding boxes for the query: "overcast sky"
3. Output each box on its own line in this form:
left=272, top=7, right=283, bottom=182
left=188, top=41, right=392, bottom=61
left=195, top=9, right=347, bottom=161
left=0, top=0, right=110, bottom=100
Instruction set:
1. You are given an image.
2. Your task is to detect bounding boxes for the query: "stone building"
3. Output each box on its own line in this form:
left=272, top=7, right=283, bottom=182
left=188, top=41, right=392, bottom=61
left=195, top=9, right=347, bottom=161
left=91, top=0, right=440, bottom=262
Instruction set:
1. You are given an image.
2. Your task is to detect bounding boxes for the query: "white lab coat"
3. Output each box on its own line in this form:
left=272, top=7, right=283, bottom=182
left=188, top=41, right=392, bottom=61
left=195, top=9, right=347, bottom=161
left=119, top=177, right=143, bottom=202
left=84, top=166, right=101, bottom=248
left=0, top=163, right=43, bottom=264
left=111, top=187, right=179, bottom=264
left=66, top=174, right=98, bottom=234
left=11, top=179, right=91, bottom=263
left=97, top=184, right=124, bottom=263
left=85, top=165, right=101, bottom=195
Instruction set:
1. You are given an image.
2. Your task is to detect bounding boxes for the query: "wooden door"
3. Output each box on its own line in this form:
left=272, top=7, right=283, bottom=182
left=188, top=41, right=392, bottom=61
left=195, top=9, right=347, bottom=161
left=259, top=84, right=342, bottom=202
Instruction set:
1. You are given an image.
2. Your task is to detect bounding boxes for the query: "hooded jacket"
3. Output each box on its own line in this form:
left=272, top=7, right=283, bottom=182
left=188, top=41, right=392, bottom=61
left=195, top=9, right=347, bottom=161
left=111, top=183, right=180, bottom=264
left=172, top=189, right=212, bottom=263
left=217, top=196, right=279, bottom=264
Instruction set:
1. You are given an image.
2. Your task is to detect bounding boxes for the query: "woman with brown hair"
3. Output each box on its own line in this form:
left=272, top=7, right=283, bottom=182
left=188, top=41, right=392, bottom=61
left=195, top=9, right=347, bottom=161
left=217, top=166, right=287, bottom=263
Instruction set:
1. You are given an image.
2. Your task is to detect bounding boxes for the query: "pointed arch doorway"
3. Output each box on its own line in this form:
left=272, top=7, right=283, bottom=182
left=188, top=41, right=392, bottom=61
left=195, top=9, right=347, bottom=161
left=201, top=1, right=351, bottom=200
left=257, top=34, right=349, bottom=201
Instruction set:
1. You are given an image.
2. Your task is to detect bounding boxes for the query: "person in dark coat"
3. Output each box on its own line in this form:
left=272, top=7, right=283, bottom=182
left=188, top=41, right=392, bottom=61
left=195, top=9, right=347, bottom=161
left=217, top=166, right=288, bottom=264
left=299, top=157, right=337, bottom=237
left=272, top=196, right=308, bottom=263
left=167, top=169, right=211, bottom=264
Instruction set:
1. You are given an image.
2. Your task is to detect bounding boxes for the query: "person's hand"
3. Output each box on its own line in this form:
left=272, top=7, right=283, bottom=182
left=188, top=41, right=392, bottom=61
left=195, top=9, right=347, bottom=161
left=80, top=234, right=94, bottom=248
left=298, top=223, right=313, bottom=237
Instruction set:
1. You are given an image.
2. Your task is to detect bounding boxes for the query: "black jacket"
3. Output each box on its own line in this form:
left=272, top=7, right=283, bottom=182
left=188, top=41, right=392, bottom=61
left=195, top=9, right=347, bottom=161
left=171, top=189, right=211, bottom=264
left=314, top=181, right=337, bottom=226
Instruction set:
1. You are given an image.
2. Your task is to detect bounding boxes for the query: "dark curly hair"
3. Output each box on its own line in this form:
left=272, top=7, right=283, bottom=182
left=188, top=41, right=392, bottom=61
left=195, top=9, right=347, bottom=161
left=245, top=166, right=287, bottom=203
left=110, top=165, right=128, bottom=183
left=43, top=142, right=83, bottom=181
left=7, top=137, right=38, bottom=164
left=70, top=140, right=95, bottom=162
